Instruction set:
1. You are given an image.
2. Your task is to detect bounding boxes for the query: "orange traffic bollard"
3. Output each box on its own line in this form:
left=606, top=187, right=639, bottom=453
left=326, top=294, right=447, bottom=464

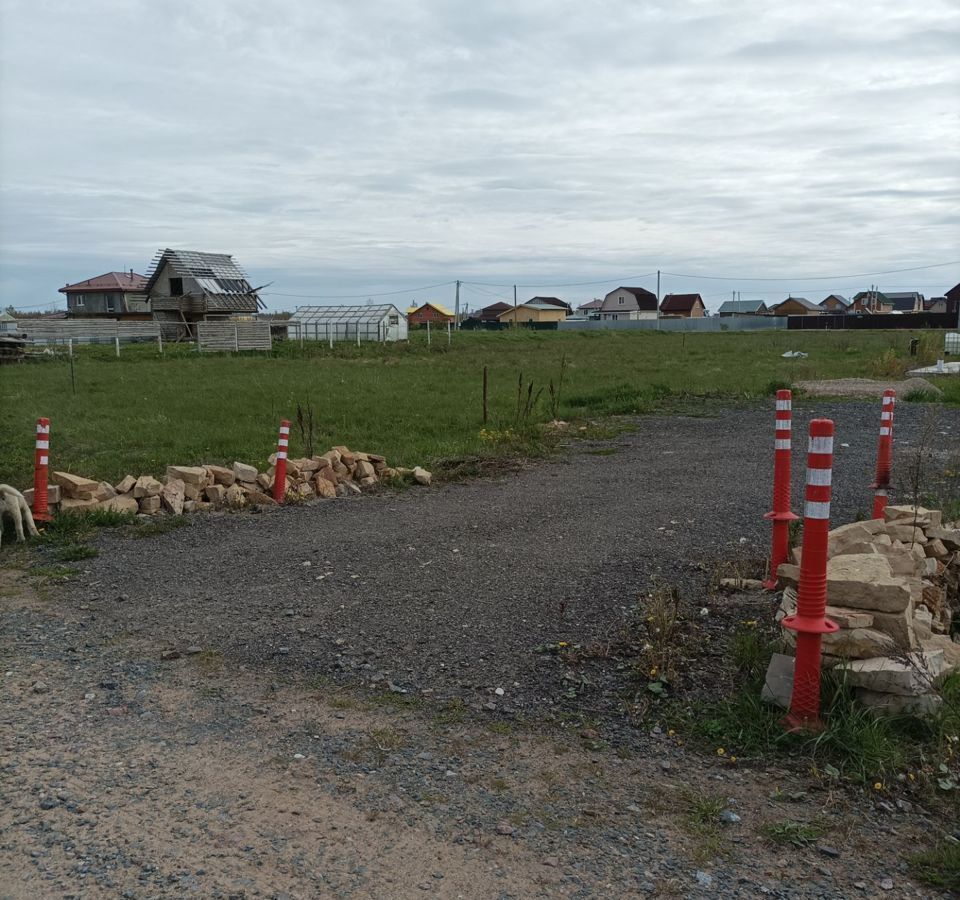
left=781, top=418, right=838, bottom=732
left=871, top=389, right=896, bottom=519
left=764, top=390, right=798, bottom=588
left=272, top=419, right=290, bottom=503
left=32, top=417, right=52, bottom=523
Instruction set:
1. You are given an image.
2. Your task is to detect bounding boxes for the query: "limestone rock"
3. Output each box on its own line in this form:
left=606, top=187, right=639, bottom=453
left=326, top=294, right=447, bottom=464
left=204, top=465, right=235, bottom=486
left=59, top=497, right=100, bottom=514
left=412, top=466, right=432, bottom=486
left=205, top=484, right=226, bottom=506
left=827, top=522, right=877, bottom=557
left=52, top=471, right=101, bottom=500
left=241, top=488, right=277, bottom=506
left=311, top=456, right=331, bottom=470
left=183, top=500, right=196, bottom=513
left=166, top=465, right=207, bottom=486
left=334, top=446, right=356, bottom=464
left=314, top=477, right=337, bottom=499
left=138, top=495, right=161, bottom=513
left=855, top=688, right=942, bottom=717
left=355, top=459, right=376, bottom=480
left=761, top=653, right=794, bottom=709
left=359, top=475, right=378, bottom=489
left=924, top=527, right=960, bottom=551
left=160, top=478, right=185, bottom=515
left=833, top=541, right=881, bottom=558
left=870, top=604, right=917, bottom=650
left=319, top=467, right=339, bottom=485
left=232, top=461, right=258, bottom=484
left=840, top=651, right=945, bottom=696
left=97, top=481, right=117, bottom=501
left=921, top=635, right=960, bottom=670
left=133, top=475, right=163, bottom=499
left=182, top=483, right=201, bottom=501
left=115, top=475, right=136, bottom=494
left=343, top=481, right=361, bottom=495
left=821, top=627, right=895, bottom=659
left=225, top=483, right=245, bottom=507
left=824, top=606, right=874, bottom=629
left=885, top=524, right=926, bottom=545
left=256, top=472, right=272, bottom=491
left=884, top=505, right=941, bottom=528
left=825, top=554, right=910, bottom=612
left=874, top=545, right=920, bottom=576
left=98, top=495, right=138, bottom=515
left=925, top=538, right=948, bottom=559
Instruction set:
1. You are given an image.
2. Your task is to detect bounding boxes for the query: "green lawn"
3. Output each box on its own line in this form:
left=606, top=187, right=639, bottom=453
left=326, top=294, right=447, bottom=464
left=1, top=328, right=957, bottom=487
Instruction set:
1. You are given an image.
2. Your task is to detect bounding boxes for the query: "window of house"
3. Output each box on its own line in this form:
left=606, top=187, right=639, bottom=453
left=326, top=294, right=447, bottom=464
left=169, top=277, right=183, bottom=296
left=618, top=296, right=624, bottom=304
left=75, top=295, right=84, bottom=308
left=106, top=296, right=115, bottom=312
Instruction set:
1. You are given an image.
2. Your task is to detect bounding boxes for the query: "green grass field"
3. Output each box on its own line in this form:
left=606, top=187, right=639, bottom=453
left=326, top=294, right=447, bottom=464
left=2, top=328, right=957, bottom=487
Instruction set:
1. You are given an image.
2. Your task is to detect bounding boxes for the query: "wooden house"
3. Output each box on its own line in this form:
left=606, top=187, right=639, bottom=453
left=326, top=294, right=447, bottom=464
left=497, top=301, right=568, bottom=325
left=770, top=297, right=821, bottom=316
left=659, top=293, right=706, bottom=318
left=717, top=300, right=769, bottom=317
left=819, top=294, right=850, bottom=313
left=145, top=249, right=264, bottom=339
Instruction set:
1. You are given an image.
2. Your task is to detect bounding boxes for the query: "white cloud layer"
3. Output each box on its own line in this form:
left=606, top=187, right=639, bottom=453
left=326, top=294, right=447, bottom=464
left=1, top=0, right=958, bottom=310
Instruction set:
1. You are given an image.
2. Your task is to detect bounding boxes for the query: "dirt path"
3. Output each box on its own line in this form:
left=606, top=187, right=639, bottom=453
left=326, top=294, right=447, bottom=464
left=3, top=402, right=959, bottom=898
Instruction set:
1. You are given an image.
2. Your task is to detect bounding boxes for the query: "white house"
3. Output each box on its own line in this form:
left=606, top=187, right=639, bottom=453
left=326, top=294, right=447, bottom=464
left=599, top=286, right=659, bottom=321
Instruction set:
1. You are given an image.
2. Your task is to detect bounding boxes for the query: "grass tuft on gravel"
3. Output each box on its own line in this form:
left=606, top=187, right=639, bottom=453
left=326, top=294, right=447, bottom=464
left=758, top=820, right=828, bottom=847
left=909, top=840, right=960, bottom=892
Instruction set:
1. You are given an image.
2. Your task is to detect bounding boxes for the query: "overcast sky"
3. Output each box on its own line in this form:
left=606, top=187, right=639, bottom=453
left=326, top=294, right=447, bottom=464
left=1, top=0, right=958, bottom=313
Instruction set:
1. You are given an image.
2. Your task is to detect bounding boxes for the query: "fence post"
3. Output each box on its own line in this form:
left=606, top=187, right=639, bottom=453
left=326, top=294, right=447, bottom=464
left=427, top=319, right=431, bottom=346
left=32, top=417, right=52, bottom=522
left=329, top=327, right=333, bottom=350
left=871, top=389, right=896, bottom=519
left=781, top=418, right=839, bottom=732
left=115, top=336, right=120, bottom=357
left=272, top=419, right=290, bottom=503
left=763, top=389, right=798, bottom=588
left=157, top=332, right=163, bottom=354
left=447, top=321, right=451, bottom=346
left=482, top=365, right=488, bottom=424
left=234, top=323, right=240, bottom=353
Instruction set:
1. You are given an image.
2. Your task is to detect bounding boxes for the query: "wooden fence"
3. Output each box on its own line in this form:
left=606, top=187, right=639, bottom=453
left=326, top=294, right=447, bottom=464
left=196, top=322, right=272, bottom=352
left=16, top=319, right=161, bottom=344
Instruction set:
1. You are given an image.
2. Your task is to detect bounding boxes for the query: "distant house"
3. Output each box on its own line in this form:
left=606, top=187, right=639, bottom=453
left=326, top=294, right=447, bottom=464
left=924, top=297, right=948, bottom=314
left=717, top=299, right=769, bottom=317
left=883, top=291, right=924, bottom=313
left=0, top=311, right=17, bottom=333
left=599, top=286, right=658, bottom=321
left=528, top=296, right=572, bottom=315
left=407, top=302, right=454, bottom=327
left=476, top=302, right=512, bottom=321
left=497, top=301, right=568, bottom=326
left=576, top=298, right=604, bottom=317
left=659, top=293, right=705, bottom=318
left=770, top=297, right=821, bottom=316
left=819, top=294, right=850, bottom=313
left=145, top=249, right=263, bottom=339
left=59, top=271, right=149, bottom=317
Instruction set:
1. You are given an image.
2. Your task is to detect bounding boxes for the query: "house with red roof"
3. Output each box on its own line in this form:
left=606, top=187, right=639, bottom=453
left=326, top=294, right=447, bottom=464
left=659, top=293, right=706, bottom=318
left=59, top=271, right=149, bottom=317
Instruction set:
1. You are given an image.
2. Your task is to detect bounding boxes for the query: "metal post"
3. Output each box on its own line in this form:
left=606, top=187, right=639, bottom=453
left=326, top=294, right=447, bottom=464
left=272, top=420, right=290, bottom=503
left=871, top=390, right=896, bottom=519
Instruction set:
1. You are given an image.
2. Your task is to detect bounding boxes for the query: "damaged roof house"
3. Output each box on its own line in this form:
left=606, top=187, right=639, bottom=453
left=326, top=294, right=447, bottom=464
left=145, top=249, right=265, bottom=339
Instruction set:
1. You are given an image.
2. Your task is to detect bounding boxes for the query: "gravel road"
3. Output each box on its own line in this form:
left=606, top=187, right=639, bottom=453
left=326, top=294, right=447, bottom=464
left=64, top=400, right=959, bottom=712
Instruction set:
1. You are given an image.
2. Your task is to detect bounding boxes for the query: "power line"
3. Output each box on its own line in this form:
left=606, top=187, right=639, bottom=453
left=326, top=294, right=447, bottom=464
left=262, top=280, right=457, bottom=300
left=660, top=261, right=959, bottom=282
left=463, top=272, right=657, bottom=289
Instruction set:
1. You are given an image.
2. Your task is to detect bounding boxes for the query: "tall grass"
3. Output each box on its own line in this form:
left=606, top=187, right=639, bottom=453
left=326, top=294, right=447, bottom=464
left=1, top=329, right=957, bottom=486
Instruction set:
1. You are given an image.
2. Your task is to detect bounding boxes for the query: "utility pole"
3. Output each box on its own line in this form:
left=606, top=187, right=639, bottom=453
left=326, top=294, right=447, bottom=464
left=656, top=269, right=661, bottom=330
left=513, top=284, right=517, bottom=310
left=455, top=280, right=460, bottom=329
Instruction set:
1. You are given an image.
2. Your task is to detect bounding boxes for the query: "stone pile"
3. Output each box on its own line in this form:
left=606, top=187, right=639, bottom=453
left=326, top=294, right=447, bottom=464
left=28, top=448, right=432, bottom=518
left=767, top=505, right=959, bottom=716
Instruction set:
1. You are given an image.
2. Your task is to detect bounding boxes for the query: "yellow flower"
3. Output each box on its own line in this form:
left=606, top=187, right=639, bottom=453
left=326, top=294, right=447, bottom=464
left=667, top=729, right=675, bottom=737
left=730, top=756, right=737, bottom=763
left=716, top=747, right=725, bottom=756
left=908, top=773, right=915, bottom=782
left=557, top=641, right=568, bottom=648
left=873, top=782, right=883, bottom=790
left=649, top=667, right=658, bottom=677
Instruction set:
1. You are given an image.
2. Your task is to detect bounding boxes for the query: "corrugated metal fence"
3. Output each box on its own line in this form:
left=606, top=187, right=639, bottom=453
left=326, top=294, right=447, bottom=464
left=16, top=319, right=161, bottom=344
left=559, top=316, right=789, bottom=333
left=196, top=322, right=272, bottom=352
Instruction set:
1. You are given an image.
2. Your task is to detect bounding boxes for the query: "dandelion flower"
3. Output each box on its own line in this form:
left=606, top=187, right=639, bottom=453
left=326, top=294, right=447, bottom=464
left=873, top=782, right=883, bottom=790
left=716, top=747, right=725, bottom=756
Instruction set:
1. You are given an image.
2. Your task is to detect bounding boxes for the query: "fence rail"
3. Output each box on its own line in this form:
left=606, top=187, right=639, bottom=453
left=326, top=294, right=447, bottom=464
left=16, top=319, right=161, bottom=344
left=197, top=322, right=272, bottom=352
left=559, top=316, right=789, bottom=332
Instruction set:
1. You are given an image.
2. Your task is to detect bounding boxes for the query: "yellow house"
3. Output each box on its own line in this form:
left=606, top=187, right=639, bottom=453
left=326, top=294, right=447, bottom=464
left=497, top=302, right=568, bottom=325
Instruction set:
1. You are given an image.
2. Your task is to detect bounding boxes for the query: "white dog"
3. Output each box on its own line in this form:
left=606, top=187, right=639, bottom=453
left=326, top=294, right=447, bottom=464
left=0, top=484, right=40, bottom=549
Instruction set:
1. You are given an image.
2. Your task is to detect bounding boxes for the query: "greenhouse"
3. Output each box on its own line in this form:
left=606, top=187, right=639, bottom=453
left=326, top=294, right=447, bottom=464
left=286, top=304, right=408, bottom=342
